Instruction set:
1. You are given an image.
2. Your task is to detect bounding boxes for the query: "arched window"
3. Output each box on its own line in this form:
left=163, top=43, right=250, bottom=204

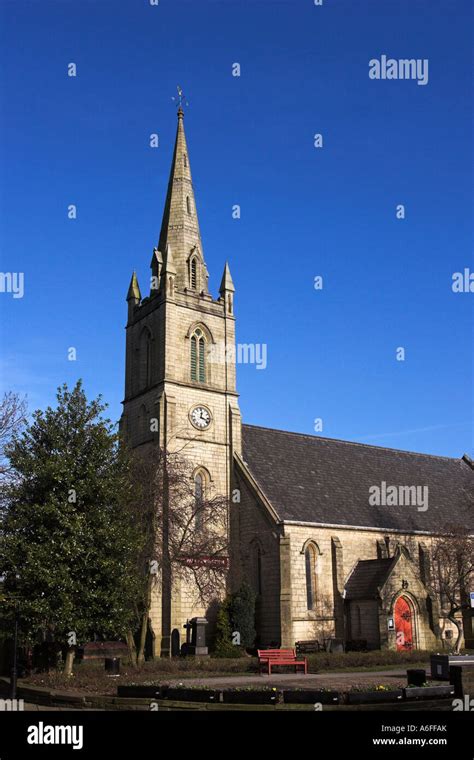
left=139, top=328, right=152, bottom=389
left=419, top=543, right=430, bottom=586
left=186, top=195, right=192, bottom=215
left=183, top=153, right=188, bottom=168
left=190, top=327, right=206, bottom=383
left=194, top=470, right=206, bottom=531
left=190, top=257, right=197, bottom=290
left=190, top=335, right=197, bottom=379
left=251, top=542, right=263, bottom=595
left=305, top=543, right=319, bottom=610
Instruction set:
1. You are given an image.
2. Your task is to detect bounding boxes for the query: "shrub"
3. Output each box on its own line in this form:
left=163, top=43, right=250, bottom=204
left=305, top=649, right=433, bottom=673
left=229, top=581, right=256, bottom=648
left=213, top=600, right=238, bottom=658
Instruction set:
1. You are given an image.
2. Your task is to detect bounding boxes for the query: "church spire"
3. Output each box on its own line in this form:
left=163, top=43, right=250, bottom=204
left=219, top=261, right=235, bottom=315
left=157, top=108, right=207, bottom=293
left=126, top=270, right=141, bottom=302
left=219, top=261, right=235, bottom=295
left=126, top=270, right=141, bottom=320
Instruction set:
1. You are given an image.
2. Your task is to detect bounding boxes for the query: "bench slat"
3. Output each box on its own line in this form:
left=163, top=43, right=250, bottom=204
left=257, top=648, right=307, bottom=675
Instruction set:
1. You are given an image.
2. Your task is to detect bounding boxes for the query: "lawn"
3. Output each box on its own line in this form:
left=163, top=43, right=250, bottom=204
left=18, top=649, right=439, bottom=696
left=22, top=657, right=257, bottom=695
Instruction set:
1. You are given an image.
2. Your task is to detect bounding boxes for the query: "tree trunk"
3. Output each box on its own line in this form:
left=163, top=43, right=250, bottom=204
left=448, top=610, right=463, bottom=653
left=126, top=630, right=137, bottom=668
left=135, top=567, right=155, bottom=665
left=137, top=611, right=148, bottom=666
left=63, top=647, right=75, bottom=676
left=160, top=456, right=172, bottom=657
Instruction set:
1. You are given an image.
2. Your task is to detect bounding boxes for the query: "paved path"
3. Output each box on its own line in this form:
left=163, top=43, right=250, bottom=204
left=167, top=665, right=430, bottom=690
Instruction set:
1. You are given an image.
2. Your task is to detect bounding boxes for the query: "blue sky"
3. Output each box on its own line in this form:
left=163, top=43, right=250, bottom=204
left=0, top=0, right=472, bottom=457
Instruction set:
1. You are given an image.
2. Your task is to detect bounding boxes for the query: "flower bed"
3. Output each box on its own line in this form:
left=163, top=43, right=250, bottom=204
left=117, top=685, right=167, bottom=699
left=403, top=685, right=455, bottom=700
left=222, top=687, right=280, bottom=705
left=165, top=687, right=221, bottom=703
left=283, top=689, right=339, bottom=705
left=116, top=680, right=456, bottom=706
left=347, top=690, right=403, bottom=705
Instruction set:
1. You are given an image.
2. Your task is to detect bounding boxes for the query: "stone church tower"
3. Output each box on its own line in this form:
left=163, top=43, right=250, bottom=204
left=121, top=107, right=242, bottom=656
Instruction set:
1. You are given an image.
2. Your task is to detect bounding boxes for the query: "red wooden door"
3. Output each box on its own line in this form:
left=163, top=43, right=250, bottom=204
left=395, top=596, right=413, bottom=650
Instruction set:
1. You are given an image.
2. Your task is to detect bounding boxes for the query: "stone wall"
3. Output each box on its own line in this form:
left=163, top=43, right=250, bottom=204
left=348, top=600, right=380, bottom=649
left=232, top=467, right=282, bottom=645
left=281, top=523, right=448, bottom=650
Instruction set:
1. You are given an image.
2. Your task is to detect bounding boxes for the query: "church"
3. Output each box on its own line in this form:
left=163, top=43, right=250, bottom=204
left=121, top=107, right=473, bottom=656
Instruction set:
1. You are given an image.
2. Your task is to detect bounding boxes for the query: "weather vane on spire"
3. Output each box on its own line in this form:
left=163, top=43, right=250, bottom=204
left=172, top=85, right=189, bottom=111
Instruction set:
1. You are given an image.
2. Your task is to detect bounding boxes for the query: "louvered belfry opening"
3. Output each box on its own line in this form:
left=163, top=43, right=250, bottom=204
left=190, top=328, right=205, bottom=383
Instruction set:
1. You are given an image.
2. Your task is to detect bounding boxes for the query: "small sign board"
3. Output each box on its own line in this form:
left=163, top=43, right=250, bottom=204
left=470, top=591, right=474, bottom=608
left=388, top=617, right=394, bottom=630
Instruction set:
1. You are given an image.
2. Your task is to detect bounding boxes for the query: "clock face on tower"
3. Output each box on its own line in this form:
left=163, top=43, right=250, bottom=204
left=190, top=405, right=212, bottom=430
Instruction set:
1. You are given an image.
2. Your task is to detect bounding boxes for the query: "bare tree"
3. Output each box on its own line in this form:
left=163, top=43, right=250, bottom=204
left=126, top=444, right=229, bottom=665
left=0, top=392, right=27, bottom=486
left=431, top=527, right=474, bottom=653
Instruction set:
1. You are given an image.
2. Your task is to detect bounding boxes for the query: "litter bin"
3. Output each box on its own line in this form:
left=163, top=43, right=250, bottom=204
left=104, top=657, right=121, bottom=676
left=407, top=669, right=426, bottom=687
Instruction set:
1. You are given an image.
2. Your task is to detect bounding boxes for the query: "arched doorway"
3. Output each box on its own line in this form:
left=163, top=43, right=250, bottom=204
left=394, top=595, right=415, bottom=650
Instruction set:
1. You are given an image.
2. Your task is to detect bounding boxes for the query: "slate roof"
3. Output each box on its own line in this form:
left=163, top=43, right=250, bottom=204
left=241, top=424, right=473, bottom=533
left=344, top=559, right=394, bottom=600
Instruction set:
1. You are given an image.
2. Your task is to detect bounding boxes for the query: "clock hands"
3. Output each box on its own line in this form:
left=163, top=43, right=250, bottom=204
left=191, top=406, right=210, bottom=428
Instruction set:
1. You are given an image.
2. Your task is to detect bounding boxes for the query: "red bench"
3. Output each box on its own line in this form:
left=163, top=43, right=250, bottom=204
left=257, top=648, right=307, bottom=675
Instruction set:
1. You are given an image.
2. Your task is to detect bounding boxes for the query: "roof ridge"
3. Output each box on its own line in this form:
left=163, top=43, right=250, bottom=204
left=242, top=423, right=461, bottom=462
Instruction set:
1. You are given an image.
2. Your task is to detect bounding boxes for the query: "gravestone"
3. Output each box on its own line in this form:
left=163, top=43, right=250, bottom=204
left=171, top=628, right=180, bottom=658
left=188, top=617, right=208, bottom=656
